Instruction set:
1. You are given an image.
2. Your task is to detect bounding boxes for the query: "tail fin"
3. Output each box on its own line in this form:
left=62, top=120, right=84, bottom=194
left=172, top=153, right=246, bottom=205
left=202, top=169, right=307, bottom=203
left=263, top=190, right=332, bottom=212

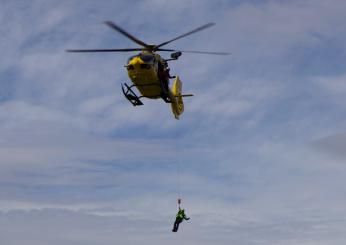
left=171, top=76, right=184, bottom=119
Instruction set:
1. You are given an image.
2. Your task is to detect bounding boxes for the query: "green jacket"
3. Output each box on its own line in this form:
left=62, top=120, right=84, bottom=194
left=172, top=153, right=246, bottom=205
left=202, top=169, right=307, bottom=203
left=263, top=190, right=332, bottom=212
left=176, top=209, right=190, bottom=220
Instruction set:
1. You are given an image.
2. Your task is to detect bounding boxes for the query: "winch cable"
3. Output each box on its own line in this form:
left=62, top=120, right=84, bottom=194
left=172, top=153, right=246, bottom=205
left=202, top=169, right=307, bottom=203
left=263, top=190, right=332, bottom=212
left=175, top=122, right=182, bottom=209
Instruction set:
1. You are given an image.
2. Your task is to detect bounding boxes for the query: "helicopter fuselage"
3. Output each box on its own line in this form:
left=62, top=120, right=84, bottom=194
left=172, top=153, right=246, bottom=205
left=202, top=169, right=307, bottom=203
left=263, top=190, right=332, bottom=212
left=126, top=52, right=167, bottom=99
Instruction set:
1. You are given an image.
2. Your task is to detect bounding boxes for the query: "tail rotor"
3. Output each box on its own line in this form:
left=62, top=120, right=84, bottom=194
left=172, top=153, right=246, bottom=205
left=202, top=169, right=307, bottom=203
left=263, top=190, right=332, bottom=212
left=170, top=76, right=193, bottom=119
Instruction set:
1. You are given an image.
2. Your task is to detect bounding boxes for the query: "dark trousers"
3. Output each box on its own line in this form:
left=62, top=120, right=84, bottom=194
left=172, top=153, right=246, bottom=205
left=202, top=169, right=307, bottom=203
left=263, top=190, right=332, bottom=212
left=172, top=217, right=183, bottom=232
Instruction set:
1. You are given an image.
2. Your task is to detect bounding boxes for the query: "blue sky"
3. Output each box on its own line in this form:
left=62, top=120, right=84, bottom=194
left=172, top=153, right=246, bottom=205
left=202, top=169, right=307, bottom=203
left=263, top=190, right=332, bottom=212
left=1, top=0, right=346, bottom=244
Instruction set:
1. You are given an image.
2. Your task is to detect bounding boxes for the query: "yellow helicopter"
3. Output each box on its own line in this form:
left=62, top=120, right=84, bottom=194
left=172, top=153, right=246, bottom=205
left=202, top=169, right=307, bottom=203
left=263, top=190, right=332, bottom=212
left=67, top=21, right=228, bottom=119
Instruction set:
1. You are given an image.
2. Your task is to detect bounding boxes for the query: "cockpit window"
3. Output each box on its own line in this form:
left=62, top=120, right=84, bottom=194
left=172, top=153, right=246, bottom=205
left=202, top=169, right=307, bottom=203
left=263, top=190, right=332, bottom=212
left=139, top=53, right=155, bottom=63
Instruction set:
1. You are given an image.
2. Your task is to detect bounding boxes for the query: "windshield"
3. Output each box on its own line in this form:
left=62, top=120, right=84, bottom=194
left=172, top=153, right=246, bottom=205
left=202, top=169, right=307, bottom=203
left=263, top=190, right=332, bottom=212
left=139, top=53, right=155, bottom=63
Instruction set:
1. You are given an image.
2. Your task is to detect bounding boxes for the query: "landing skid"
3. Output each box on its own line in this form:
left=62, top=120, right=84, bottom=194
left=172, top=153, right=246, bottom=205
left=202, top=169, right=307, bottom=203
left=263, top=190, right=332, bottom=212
left=121, top=82, right=172, bottom=106
left=121, top=83, right=143, bottom=106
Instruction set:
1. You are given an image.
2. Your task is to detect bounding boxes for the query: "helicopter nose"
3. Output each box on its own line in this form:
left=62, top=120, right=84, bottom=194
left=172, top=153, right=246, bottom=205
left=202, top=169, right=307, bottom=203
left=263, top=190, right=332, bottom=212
left=127, top=58, right=142, bottom=79
left=128, top=58, right=141, bottom=69
left=130, top=58, right=152, bottom=70
left=126, top=59, right=137, bottom=70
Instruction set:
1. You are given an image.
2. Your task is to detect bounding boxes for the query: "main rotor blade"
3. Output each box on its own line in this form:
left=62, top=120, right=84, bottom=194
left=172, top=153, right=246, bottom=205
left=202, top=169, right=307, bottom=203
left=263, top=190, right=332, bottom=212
left=104, top=21, right=151, bottom=49
left=157, top=48, right=229, bottom=55
left=154, top=23, right=215, bottom=50
left=66, top=48, right=143, bottom=53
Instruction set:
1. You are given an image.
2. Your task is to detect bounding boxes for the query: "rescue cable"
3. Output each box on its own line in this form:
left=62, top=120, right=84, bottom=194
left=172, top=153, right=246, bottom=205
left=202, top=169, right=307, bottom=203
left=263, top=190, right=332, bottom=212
left=175, top=120, right=182, bottom=209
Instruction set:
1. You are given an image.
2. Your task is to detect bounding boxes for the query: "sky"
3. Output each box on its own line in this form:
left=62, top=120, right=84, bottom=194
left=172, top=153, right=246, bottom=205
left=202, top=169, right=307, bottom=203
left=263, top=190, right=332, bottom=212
left=1, top=0, right=346, bottom=244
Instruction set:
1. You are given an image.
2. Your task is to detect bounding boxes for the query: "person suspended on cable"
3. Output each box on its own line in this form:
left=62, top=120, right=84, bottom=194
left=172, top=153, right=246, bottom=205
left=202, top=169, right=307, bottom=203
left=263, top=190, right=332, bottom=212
left=172, top=207, right=190, bottom=232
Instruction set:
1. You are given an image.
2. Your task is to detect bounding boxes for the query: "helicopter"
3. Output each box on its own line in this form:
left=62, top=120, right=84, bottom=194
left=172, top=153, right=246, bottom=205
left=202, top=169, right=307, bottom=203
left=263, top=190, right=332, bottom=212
left=67, top=21, right=228, bottom=119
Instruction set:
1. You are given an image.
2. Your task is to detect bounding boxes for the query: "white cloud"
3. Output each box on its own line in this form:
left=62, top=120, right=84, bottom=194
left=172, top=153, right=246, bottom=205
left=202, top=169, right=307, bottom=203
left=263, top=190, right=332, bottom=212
left=315, top=74, right=346, bottom=95
left=311, top=133, right=346, bottom=159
